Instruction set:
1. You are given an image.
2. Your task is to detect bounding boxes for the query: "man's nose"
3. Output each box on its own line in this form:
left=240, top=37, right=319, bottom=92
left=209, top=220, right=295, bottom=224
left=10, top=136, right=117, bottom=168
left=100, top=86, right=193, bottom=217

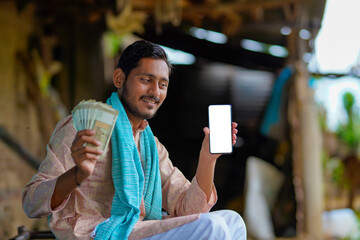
left=149, top=82, right=160, bottom=96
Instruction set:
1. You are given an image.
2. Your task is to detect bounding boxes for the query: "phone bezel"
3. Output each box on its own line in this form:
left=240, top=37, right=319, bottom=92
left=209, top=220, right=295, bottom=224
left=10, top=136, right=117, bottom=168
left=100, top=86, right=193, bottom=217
left=208, top=104, right=233, bottom=154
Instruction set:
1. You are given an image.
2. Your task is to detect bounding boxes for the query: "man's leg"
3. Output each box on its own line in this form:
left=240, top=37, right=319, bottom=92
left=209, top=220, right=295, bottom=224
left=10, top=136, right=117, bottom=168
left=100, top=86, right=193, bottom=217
left=210, top=210, right=247, bottom=240
left=143, top=210, right=246, bottom=240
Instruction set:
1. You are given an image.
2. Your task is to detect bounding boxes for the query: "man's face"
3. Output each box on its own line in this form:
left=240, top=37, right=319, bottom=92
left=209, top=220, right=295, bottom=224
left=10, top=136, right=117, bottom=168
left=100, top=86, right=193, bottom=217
left=119, top=58, right=169, bottom=121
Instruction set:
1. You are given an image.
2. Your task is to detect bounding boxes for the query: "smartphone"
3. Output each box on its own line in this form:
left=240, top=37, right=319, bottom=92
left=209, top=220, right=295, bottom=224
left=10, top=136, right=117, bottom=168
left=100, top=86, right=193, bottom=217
left=208, top=104, right=233, bottom=154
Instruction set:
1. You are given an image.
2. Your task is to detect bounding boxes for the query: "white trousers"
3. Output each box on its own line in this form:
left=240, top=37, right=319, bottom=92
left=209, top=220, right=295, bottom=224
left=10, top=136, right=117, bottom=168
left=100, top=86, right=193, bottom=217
left=143, top=210, right=247, bottom=240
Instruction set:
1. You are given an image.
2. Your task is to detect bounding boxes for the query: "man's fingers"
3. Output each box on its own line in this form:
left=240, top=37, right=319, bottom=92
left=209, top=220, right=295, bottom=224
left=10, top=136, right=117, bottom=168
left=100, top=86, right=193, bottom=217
left=232, top=122, right=238, bottom=145
left=233, top=134, right=237, bottom=145
left=71, top=144, right=103, bottom=178
left=72, top=145, right=103, bottom=156
left=71, top=144, right=103, bottom=164
left=71, top=129, right=100, bottom=150
left=231, top=122, right=238, bottom=133
left=203, top=127, right=210, bottom=136
left=76, top=152, right=101, bottom=162
left=77, top=129, right=96, bottom=136
left=78, top=135, right=101, bottom=146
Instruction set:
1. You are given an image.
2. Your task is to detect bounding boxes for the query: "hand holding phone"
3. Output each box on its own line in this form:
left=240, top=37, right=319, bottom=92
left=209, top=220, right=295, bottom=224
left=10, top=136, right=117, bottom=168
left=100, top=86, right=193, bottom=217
left=208, top=104, right=233, bottom=154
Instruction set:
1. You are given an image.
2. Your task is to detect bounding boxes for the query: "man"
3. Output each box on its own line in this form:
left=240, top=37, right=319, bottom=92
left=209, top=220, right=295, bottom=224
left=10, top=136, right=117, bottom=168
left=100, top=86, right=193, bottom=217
left=22, top=40, right=246, bottom=240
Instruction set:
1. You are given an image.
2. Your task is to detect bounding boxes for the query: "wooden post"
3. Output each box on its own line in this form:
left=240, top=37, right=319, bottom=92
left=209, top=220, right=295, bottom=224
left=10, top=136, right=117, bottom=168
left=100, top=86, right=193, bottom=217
left=297, top=62, right=324, bottom=239
left=285, top=1, right=324, bottom=238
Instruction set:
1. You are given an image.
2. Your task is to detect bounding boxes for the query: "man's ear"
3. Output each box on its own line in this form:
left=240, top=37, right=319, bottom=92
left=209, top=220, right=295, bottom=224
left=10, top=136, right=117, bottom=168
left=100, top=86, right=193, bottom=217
left=113, top=68, right=125, bottom=89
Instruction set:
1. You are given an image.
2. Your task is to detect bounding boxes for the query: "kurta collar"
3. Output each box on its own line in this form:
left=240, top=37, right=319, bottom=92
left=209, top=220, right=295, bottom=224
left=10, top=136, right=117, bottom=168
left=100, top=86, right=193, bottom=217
left=129, top=120, right=148, bottom=136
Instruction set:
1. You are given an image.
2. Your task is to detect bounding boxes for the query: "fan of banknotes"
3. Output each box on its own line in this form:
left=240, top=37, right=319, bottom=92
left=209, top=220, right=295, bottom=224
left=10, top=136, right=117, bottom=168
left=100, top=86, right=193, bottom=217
left=72, top=100, right=119, bottom=154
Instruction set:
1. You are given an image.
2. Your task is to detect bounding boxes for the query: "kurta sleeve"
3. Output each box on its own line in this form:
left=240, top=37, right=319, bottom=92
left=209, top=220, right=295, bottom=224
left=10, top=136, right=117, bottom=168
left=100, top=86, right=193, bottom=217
left=156, top=138, right=217, bottom=217
left=22, top=115, right=75, bottom=218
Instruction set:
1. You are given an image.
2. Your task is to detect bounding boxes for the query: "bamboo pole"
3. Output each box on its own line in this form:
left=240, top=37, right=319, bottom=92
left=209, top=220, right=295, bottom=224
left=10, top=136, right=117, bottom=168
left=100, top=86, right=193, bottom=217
left=297, top=62, right=324, bottom=239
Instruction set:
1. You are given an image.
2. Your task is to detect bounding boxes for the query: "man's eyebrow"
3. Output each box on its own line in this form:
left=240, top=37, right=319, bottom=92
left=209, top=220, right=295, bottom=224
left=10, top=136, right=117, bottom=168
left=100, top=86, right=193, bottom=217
left=142, top=73, right=169, bottom=82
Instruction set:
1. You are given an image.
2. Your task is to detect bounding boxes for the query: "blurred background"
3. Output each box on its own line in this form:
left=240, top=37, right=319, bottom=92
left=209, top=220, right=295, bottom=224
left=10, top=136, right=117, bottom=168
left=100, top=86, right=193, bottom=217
left=1, top=0, right=360, bottom=239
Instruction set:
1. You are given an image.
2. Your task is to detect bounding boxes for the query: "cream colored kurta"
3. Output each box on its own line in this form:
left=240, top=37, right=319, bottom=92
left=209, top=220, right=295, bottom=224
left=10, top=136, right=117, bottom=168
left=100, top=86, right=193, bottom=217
left=22, top=115, right=217, bottom=240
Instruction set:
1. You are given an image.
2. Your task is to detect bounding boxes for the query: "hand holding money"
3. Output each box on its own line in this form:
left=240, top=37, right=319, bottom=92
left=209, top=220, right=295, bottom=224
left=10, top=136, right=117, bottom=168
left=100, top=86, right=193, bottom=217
left=72, top=100, right=119, bottom=154
left=70, top=100, right=119, bottom=180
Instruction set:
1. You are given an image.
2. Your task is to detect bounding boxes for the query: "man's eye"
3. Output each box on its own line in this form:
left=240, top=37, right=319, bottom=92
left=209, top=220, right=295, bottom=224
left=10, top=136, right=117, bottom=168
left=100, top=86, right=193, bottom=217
left=160, top=83, right=168, bottom=88
left=141, top=78, right=151, bottom=82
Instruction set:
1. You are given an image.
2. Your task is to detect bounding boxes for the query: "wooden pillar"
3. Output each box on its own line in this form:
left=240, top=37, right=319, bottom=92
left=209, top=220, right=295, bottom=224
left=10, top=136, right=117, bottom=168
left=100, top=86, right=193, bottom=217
left=73, top=21, right=106, bottom=105
left=288, top=62, right=324, bottom=239
left=285, top=1, right=324, bottom=238
left=297, top=62, right=323, bottom=239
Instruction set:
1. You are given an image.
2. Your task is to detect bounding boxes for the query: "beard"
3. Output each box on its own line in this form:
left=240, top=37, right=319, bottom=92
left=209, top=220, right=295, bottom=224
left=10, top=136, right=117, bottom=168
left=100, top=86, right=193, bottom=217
left=120, top=82, right=160, bottom=120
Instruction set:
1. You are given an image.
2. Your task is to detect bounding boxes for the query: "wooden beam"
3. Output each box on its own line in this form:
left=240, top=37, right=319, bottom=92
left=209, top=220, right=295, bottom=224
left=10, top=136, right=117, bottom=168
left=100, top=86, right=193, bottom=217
left=131, top=0, right=309, bottom=36
left=132, top=0, right=307, bottom=13
left=138, top=24, right=286, bottom=71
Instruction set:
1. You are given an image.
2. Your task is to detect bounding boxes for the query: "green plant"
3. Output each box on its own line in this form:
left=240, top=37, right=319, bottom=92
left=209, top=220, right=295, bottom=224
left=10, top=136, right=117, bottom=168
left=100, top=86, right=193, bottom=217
left=336, top=92, right=360, bottom=153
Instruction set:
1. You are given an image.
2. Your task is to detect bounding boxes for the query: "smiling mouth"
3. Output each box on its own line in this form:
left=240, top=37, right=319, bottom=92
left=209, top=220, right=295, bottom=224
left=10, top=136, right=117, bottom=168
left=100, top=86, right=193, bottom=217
left=141, top=96, right=160, bottom=105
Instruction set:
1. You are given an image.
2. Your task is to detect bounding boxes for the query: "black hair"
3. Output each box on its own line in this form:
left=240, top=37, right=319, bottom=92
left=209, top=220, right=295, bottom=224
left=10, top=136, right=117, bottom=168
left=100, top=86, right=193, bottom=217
left=116, top=40, right=172, bottom=79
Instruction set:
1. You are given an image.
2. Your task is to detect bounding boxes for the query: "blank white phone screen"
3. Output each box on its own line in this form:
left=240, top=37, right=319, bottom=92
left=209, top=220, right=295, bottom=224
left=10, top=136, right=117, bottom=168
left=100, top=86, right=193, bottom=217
left=208, top=105, right=232, bottom=154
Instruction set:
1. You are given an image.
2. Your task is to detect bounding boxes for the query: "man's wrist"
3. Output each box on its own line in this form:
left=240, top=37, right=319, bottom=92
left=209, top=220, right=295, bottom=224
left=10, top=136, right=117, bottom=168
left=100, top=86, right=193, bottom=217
left=74, top=166, right=81, bottom=186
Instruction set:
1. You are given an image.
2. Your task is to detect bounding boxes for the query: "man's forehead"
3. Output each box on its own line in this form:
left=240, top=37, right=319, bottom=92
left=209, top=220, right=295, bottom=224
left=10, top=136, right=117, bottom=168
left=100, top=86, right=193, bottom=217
left=138, top=57, right=168, bottom=66
left=135, top=58, right=170, bottom=78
